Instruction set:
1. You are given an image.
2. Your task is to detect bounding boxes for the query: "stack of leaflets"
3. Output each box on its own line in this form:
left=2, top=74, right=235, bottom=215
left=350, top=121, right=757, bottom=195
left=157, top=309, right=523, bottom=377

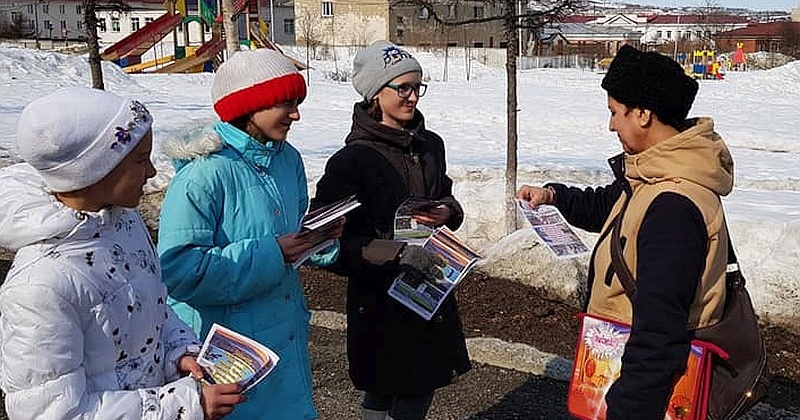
left=393, top=197, right=450, bottom=245
left=568, top=314, right=722, bottom=420
left=196, top=323, right=280, bottom=393
left=388, top=226, right=481, bottom=320
left=516, top=200, right=590, bottom=259
left=292, top=195, right=362, bottom=268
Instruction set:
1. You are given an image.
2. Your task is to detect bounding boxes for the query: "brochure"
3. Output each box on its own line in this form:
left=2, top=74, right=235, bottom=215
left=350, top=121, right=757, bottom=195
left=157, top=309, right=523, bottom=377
left=388, top=226, right=481, bottom=320
left=196, top=323, right=280, bottom=393
left=567, top=313, right=717, bottom=420
left=292, top=195, right=362, bottom=268
left=393, top=197, right=450, bottom=245
left=516, top=200, right=590, bottom=259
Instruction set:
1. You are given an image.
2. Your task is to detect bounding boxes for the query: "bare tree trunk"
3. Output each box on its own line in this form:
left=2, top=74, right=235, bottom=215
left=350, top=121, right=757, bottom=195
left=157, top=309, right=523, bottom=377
left=221, top=0, right=240, bottom=58
left=83, top=0, right=104, bottom=90
left=504, top=0, right=519, bottom=234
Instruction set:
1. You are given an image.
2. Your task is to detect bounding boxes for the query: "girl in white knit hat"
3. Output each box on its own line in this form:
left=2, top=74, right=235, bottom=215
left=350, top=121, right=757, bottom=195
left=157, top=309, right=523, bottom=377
left=0, top=86, right=245, bottom=419
left=157, top=49, right=343, bottom=420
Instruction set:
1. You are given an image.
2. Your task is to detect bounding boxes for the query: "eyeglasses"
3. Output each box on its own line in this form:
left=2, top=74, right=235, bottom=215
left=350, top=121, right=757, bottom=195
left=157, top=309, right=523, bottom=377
left=385, top=82, right=427, bottom=98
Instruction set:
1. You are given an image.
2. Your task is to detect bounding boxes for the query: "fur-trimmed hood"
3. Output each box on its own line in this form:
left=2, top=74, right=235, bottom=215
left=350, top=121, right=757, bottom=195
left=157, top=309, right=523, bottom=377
left=160, top=125, right=224, bottom=171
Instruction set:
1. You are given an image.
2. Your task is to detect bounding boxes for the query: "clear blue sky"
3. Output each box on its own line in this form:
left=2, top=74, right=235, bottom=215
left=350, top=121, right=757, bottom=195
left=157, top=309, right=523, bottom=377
left=636, top=0, right=798, bottom=11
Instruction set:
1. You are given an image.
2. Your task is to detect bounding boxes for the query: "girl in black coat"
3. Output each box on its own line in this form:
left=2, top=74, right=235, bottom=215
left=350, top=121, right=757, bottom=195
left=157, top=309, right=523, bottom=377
left=311, top=41, right=471, bottom=420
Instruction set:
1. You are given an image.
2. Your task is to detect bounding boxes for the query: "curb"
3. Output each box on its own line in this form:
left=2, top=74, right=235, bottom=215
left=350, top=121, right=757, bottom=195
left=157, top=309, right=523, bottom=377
left=310, top=309, right=573, bottom=382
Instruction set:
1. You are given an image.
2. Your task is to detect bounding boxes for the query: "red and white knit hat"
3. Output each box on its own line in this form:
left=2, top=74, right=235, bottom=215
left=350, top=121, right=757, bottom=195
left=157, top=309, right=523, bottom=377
left=211, top=49, right=306, bottom=122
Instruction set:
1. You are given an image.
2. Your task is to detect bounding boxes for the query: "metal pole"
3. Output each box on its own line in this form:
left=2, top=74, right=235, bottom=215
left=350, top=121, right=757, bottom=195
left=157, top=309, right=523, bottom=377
left=673, top=14, right=680, bottom=61
left=34, top=0, right=40, bottom=49
left=517, top=0, right=523, bottom=57
left=269, top=0, right=275, bottom=42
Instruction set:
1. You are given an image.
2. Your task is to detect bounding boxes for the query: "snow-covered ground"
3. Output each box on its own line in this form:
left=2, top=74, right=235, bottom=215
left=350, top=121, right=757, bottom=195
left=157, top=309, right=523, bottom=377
left=1, top=44, right=798, bottom=326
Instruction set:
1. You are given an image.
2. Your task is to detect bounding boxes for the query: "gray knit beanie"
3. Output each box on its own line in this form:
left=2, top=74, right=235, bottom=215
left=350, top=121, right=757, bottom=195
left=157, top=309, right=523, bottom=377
left=352, top=40, right=423, bottom=101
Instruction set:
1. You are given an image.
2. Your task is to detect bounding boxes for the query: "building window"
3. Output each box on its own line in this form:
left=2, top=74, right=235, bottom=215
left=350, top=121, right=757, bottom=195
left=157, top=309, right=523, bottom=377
left=321, top=2, right=334, bottom=17
left=59, top=4, right=66, bottom=15
left=396, top=16, right=404, bottom=25
left=396, top=28, right=404, bottom=40
left=447, top=4, right=456, bottom=19
left=473, top=41, right=484, bottom=47
left=77, top=5, right=83, bottom=15
left=656, top=30, right=662, bottom=38
left=60, top=20, right=66, bottom=29
left=145, top=17, right=154, bottom=25
left=473, top=6, right=484, bottom=19
left=666, top=30, right=671, bottom=39
left=417, top=7, right=429, bottom=19
left=111, top=17, right=120, bottom=32
left=27, top=4, right=34, bottom=13
left=42, top=4, right=49, bottom=14
left=11, top=12, right=20, bottom=24
left=98, top=18, right=107, bottom=32
left=77, top=20, right=83, bottom=30
left=131, top=17, right=140, bottom=31
left=696, top=30, right=702, bottom=39
left=283, top=18, right=294, bottom=35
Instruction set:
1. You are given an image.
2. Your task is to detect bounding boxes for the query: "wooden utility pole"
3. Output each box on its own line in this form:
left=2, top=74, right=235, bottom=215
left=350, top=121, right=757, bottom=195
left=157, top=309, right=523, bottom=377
left=221, top=0, right=240, bottom=57
left=504, top=0, right=519, bottom=234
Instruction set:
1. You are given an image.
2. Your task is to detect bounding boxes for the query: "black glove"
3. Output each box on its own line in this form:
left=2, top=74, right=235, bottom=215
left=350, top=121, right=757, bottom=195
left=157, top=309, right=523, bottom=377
left=397, top=245, right=448, bottom=286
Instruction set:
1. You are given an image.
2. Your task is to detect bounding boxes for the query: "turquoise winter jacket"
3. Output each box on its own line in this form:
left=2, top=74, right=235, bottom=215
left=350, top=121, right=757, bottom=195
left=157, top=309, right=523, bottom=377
left=157, top=123, right=337, bottom=420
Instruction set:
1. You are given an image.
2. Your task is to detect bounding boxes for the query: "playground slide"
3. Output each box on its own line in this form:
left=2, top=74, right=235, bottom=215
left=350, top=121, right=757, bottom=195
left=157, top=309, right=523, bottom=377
left=124, top=55, right=175, bottom=74
left=248, top=22, right=308, bottom=70
left=154, top=37, right=224, bottom=74
left=101, top=13, right=183, bottom=61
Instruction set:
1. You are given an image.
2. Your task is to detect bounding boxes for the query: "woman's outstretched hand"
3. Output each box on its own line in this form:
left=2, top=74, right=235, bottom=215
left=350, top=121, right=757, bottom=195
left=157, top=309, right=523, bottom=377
left=516, top=185, right=555, bottom=207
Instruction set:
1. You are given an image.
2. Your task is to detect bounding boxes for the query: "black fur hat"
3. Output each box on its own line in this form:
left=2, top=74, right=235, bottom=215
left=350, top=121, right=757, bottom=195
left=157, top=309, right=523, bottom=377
left=601, top=45, right=698, bottom=128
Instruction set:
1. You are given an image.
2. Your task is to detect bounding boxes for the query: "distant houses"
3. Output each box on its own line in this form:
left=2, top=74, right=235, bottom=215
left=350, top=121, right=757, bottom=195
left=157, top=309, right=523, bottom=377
left=2, top=1, right=798, bottom=61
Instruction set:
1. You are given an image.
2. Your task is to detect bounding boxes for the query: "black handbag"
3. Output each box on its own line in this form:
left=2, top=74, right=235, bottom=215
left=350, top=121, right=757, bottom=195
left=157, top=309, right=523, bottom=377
left=608, top=199, right=769, bottom=419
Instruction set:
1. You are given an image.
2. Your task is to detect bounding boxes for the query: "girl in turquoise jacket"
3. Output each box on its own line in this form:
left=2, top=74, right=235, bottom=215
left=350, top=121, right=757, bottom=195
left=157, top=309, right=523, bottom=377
left=158, top=50, right=341, bottom=420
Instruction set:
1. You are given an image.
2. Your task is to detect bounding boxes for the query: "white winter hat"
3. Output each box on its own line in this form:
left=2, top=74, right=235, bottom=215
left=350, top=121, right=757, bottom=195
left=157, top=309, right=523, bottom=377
left=15, top=87, right=152, bottom=193
left=352, top=40, right=422, bottom=101
left=211, top=49, right=306, bottom=122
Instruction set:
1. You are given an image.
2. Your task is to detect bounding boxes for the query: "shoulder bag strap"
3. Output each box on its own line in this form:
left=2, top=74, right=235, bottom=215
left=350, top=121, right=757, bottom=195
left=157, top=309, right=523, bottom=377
left=609, top=192, right=637, bottom=299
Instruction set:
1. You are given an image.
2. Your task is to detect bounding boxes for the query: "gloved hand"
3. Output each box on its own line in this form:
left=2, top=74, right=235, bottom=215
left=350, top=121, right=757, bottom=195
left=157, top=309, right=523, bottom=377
left=397, top=245, right=449, bottom=286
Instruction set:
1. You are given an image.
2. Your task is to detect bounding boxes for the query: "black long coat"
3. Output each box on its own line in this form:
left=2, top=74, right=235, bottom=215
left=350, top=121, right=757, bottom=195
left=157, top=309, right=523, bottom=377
left=311, top=103, right=471, bottom=396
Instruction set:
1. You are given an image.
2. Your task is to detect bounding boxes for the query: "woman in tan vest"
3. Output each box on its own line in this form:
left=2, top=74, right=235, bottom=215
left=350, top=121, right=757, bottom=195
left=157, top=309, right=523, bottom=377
left=517, top=45, right=734, bottom=419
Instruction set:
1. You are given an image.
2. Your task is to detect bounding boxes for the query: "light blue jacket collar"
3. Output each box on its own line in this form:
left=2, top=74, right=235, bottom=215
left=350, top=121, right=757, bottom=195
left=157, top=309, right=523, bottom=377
left=215, top=122, right=285, bottom=168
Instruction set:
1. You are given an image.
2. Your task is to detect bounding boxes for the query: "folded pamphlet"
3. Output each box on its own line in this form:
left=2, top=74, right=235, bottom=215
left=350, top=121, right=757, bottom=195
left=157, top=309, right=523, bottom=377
left=388, top=226, right=481, bottom=320
left=516, top=200, right=590, bottom=259
left=292, top=195, right=362, bottom=268
left=393, top=197, right=450, bottom=245
left=197, top=323, right=280, bottom=393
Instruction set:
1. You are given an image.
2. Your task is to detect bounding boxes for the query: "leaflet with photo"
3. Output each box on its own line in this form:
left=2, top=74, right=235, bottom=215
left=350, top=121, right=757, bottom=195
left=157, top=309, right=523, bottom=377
left=516, top=200, right=590, bottom=259
left=302, top=194, right=361, bottom=231
left=388, top=226, right=481, bottom=320
left=196, top=323, right=280, bottom=393
left=292, top=195, right=362, bottom=268
left=568, top=313, right=714, bottom=420
left=393, top=197, right=450, bottom=245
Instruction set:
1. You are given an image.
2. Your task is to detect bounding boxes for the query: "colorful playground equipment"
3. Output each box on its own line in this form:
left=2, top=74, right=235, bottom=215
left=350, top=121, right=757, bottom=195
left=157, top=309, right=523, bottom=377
left=687, top=49, right=724, bottom=80
left=102, top=0, right=300, bottom=74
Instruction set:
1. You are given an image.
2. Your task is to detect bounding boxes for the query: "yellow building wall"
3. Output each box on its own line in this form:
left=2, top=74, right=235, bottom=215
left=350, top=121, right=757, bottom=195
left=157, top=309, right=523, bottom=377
left=294, top=0, right=389, bottom=46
